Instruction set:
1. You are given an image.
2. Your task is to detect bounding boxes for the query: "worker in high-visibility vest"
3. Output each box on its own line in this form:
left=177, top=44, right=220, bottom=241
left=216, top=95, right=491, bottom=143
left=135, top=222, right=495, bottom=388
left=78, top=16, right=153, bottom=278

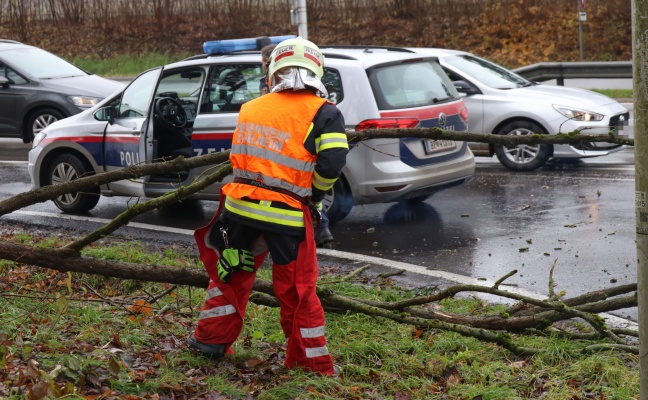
left=259, top=42, right=336, bottom=249
left=187, top=36, right=349, bottom=375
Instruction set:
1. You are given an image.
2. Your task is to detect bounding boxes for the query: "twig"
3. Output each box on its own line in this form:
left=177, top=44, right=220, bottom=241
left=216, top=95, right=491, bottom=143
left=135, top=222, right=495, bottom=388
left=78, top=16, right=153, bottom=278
left=582, top=344, right=639, bottom=354
left=493, top=269, right=517, bottom=289
left=377, top=269, right=406, bottom=278
left=341, top=264, right=371, bottom=281
left=548, top=258, right=558, bottom=299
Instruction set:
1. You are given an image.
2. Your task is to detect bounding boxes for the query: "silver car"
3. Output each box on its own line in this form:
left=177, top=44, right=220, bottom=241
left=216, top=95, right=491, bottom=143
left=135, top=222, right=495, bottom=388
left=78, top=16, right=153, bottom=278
left=28, top=40, right=475, bottom=224
left=411, top=48, right=631, bottom=171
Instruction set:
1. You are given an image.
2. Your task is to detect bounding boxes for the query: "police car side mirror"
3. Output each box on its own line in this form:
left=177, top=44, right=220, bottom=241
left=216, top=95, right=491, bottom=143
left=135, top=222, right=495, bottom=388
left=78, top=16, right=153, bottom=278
left=93, top=105, right=116, bottom=125
left=0, top=76, right=9, bottom=89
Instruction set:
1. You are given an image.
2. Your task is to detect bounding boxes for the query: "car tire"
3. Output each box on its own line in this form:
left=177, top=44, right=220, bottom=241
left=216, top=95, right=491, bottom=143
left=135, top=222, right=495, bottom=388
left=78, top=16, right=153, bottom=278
left=25, top=108, right=65, bottom=143
left=494, top=121, right=551, bottom=172
left=323, top=176, right=354, bottom=225
left=46, top=153, right=100, bottom=213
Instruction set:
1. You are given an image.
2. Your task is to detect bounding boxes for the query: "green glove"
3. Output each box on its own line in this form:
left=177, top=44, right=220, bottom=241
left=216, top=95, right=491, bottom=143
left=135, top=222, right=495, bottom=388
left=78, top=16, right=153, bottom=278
left=217, top=248, right=255, bottom=283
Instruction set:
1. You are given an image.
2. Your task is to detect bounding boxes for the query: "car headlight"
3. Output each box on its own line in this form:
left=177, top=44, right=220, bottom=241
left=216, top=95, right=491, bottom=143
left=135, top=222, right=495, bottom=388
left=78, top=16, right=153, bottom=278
left=553, top=105, right=604, bottom=122
left=68, top=96, right=102, bottom=109
left=32, top=132, right=47, bottom=147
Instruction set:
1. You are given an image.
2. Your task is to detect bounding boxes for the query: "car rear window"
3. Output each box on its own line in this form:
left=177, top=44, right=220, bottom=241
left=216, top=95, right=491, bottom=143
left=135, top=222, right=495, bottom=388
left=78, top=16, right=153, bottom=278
left=369, top=60, right=459, bottom=111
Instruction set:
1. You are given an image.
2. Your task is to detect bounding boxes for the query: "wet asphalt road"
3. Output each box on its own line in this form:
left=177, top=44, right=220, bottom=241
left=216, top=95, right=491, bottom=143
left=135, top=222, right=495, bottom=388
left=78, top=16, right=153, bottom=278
left=0, top=139, right=638, bottom=321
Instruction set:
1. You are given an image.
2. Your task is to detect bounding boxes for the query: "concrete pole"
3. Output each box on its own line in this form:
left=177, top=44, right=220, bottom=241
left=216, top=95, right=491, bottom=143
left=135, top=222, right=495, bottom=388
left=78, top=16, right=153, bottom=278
left=291, top=0, right=308, bottom=39
left=634, top=0, right=648, bottom=398
left=578, top=0, right=583, bottom=61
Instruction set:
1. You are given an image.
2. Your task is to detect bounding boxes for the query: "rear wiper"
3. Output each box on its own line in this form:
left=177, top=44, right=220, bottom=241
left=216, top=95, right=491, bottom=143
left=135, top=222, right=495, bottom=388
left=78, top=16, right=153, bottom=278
left=431, top=96, right=451, bottom=103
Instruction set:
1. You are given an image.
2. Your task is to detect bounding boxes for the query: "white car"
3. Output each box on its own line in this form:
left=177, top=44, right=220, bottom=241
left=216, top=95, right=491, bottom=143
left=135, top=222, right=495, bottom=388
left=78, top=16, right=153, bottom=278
left=28, top=38, right=475, bottom=224
left=411, top=48, right=631, bottom=171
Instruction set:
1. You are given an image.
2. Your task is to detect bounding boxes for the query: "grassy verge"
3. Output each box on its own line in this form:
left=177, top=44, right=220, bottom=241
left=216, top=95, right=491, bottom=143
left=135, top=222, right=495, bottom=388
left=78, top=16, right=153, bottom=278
left=591, top=88, right=633, bottom=100
left=0, top=232, right=640, bottom=399
left=71, top=52, right=192, bottom=77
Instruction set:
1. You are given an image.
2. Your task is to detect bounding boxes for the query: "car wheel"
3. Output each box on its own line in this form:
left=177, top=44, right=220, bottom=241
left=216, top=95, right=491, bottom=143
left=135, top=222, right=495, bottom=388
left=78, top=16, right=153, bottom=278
left=46, top=153, right=100, bottom=213
left=25, top=108, right=65, bottom=143
left=494, top=121, right=551, bottom=171
left=323, top=176, right=354, bottom=225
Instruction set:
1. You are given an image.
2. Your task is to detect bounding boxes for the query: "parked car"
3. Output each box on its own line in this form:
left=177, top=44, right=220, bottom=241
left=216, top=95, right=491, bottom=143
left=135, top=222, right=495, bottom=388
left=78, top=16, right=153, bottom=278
left=28, top=38, right=475, bottom=224
left=410, top=48, right=631, bottom=171
left=0, top=39, right=124, bottom=143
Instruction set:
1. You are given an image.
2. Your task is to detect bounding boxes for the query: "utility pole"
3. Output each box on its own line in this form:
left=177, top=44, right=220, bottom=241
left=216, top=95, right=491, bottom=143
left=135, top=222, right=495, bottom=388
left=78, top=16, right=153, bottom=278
left=290, top=0, right=308, bottom=39
left=634, top=0, right=648, bottom=398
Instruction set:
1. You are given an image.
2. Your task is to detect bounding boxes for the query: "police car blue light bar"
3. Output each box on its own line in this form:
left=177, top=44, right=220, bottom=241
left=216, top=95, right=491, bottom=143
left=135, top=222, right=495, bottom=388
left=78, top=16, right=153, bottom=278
left=203, top=35, right=297, bottom=55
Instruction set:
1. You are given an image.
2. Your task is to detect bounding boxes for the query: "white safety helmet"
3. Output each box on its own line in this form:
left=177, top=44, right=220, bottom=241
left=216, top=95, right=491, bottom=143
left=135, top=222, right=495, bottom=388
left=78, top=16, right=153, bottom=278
left=267, top=36, right=324, bottom=81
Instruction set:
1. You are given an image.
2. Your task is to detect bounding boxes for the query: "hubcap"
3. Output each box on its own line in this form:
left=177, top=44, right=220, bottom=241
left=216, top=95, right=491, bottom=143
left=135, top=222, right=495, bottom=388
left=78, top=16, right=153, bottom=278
left=51, top=162, right=79, bottom=205
left=501, top=128, right=541, bottom=164
left=33, top=114, right=58, bottom=135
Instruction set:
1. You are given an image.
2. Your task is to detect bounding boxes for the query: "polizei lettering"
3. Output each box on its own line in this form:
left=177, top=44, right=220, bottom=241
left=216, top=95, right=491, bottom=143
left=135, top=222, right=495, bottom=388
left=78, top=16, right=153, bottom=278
left=235, top=122, right=291, bottom=152
left=120, top=151, right=140, bottom=166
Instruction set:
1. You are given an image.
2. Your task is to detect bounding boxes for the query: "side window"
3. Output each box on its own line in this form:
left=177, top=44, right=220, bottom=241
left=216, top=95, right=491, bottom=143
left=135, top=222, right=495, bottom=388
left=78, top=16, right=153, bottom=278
left=199, top=64, right=263, bottom=114
left=118, top=68, right=161, bottom=118
left=155, top=68, right=206, bottom=121
left=0, top=63, right=27, bottom=85
left=321, top=68, right=343, bottom=105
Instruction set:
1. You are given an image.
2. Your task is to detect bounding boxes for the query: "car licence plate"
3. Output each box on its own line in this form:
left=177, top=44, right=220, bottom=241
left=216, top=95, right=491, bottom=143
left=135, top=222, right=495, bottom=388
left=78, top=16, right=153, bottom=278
left=424, top=139, right=456, bottom=155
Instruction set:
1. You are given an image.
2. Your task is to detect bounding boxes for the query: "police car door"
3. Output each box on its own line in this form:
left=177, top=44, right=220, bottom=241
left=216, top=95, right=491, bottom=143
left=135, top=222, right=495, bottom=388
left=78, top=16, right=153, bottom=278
left=192, top=63, right=262, bottom=196
left=103, top=68, right=161, bottom=197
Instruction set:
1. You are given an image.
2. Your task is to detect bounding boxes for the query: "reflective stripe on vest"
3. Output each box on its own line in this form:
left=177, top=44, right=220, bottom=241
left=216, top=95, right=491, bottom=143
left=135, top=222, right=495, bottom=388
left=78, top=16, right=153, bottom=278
left=225, top=196, right=305, bottom=228
left=233, top=169, right=312, bottom=198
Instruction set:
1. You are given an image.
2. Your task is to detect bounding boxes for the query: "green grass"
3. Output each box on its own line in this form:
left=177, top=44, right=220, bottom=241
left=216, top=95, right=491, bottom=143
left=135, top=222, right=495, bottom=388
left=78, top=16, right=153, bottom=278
left=70, top=52, right=192, bottom=77
left=0, top=232, right=640, bottom=399
left=591, top=88, right=633, bottom=99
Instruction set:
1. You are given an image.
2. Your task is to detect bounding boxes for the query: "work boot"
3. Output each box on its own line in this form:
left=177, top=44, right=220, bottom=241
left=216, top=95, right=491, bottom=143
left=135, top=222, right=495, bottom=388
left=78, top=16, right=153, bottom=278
left=187, top=333, right=226, bottom=358
left=315, top=226, right=334, bottom=248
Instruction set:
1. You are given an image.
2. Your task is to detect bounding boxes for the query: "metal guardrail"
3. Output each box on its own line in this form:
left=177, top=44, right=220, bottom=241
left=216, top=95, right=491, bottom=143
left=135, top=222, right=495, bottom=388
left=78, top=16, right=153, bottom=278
left=512, top=61, right=632, bottom=85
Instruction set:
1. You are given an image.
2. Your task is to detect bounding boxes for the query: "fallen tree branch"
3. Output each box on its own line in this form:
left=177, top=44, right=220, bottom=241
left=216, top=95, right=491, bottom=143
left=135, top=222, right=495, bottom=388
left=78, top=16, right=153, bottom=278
left=0, top=238, right=637, bottom=355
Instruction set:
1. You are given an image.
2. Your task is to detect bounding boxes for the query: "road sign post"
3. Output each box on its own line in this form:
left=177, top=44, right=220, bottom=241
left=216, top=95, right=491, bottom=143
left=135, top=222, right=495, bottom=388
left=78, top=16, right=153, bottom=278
left=578, top=0, right=586, bottom=61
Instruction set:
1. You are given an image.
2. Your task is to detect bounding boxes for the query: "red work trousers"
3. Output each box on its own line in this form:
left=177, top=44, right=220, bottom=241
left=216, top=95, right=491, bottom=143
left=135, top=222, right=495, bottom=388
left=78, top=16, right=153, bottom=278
left=192, top=197, right=334, bottom=375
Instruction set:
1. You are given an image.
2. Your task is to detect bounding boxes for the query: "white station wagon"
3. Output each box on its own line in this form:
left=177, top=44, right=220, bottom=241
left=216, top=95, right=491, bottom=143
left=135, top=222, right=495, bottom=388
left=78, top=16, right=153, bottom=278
left=28, top=38, right=475, bottom=224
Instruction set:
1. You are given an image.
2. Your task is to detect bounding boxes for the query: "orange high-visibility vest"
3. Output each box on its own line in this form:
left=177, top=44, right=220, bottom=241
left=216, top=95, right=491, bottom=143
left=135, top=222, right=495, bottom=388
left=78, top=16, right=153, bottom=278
left=222, top=91, right=326, bottom=227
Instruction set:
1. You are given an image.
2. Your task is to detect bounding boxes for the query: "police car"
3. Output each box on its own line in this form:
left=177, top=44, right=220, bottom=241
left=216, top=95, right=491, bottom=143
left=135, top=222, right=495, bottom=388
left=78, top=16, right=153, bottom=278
left=28, top=36, right=475, bottom=224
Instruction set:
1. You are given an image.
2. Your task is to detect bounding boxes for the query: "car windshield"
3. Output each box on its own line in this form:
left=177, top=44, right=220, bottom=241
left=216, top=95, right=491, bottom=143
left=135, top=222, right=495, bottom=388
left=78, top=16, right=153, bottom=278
left=443, top=54, right=531, bottom=89
left=370, top=60, right=459, bottom=110
left=1, top=47, right=87, bottom=79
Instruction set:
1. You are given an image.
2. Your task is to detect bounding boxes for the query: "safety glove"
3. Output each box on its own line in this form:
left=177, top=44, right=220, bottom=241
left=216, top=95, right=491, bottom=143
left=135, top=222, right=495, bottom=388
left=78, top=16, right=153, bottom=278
left=217, top=248, right=255, bottom=283
left=308, top=200, right=323, bottom=228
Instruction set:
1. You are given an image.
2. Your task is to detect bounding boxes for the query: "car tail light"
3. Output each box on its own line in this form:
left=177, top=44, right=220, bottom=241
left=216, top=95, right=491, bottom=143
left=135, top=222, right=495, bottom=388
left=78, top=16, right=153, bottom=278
left=459, top=106, right=469, bottom=123
left=354, top=118, right=420, bottom=131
